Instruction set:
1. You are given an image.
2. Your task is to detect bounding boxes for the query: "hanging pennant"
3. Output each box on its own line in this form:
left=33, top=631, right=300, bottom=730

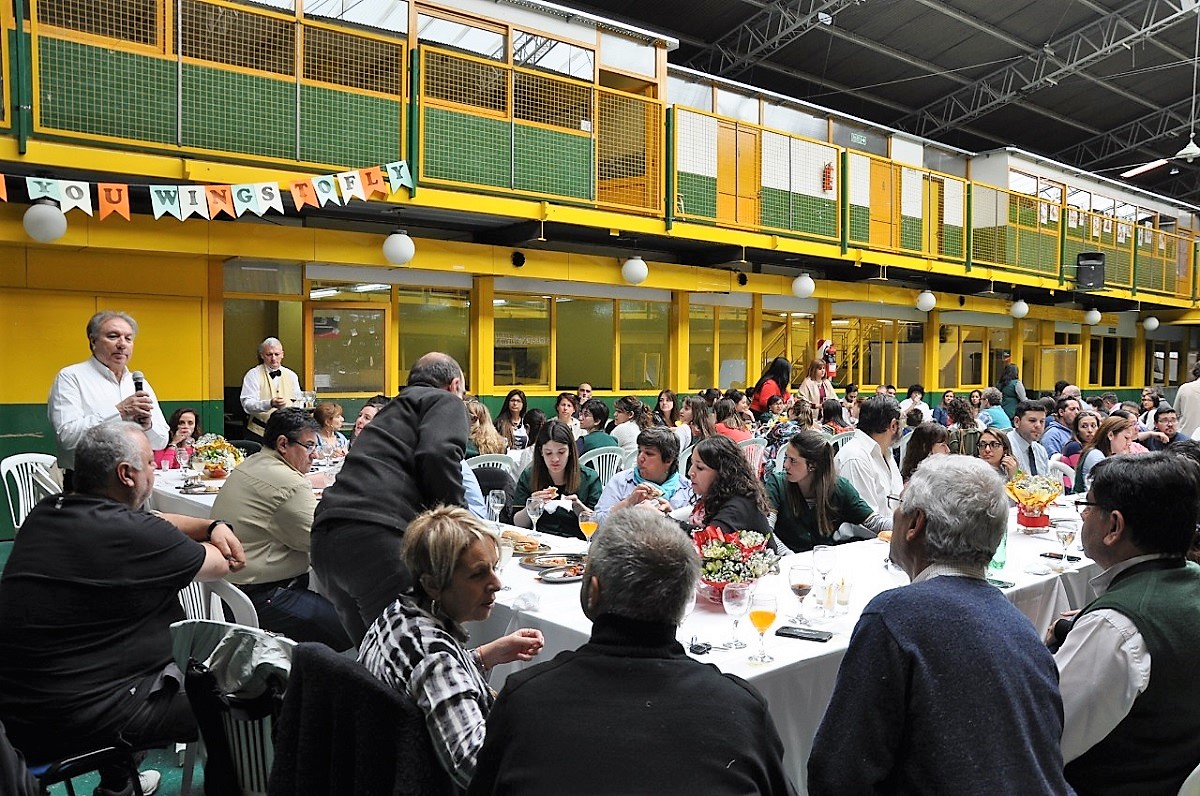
left=179, top=186, right=210, bottom=220
left=26, top=177, right=62, bottom=202
left=383, top=161, right=414, bottom=193
left=257, top=182, right=285, bottom=214
left=336, top=171, right=366, bottom=202
left=60, top=181, right=93, bottom=215
left=360, top=167, right=386, bottom=199
left=97, top=183, right=131, bottom=220
left=290, top=179, right=318, bottom=210
left=0, top=175, right=7, bottom=202
left=149, top=186, right=184, bottom=220
left=232, top=184, right=261, bottom=217
left=206, top=186, right=237, bottom=219
left=313, top=175, right=342, bottom=207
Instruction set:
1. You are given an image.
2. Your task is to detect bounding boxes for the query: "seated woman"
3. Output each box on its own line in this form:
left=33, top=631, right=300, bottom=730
left=653, top=389, right=680, bottom=428
left=713, top=398, right=753, bottom=443
left=358, top=506, right=544, bottom=790
left=762, top=401, right=815, bottom=480
left=757, top=394, right=785, bottom=426
left=976, top=427, right=1017, bottom=481
left=819, top=398, right=852, bottom=435
left=900, top=422, right=949, bottom=482
left=158, top=407, right=202, bottom=467
left=350, top=395, right=388, bottom=446
left=509, top=408, right=546, bottom=474
left=796, top=358, right=836, bottom=409
left=1075, top=414, right=1137, bottom=489
left=513, top=420, right=602, bottom=539
left=611, top=396, right=652, bottom=455
left=465, top=399, right=508, bottom=457
left=494, top=389, right=529, bottom=450
left=680, top=435, right=770, bottom=535
left=750, top=356, right=793, bottom=415
left=766, top=430, right=889, bottom=553
left=675, top=395, right=716, bottom=455
left=592, top=427, right=694, bottom=525
left=931, top=390, right=955, bottom=426
left=313, top=401, right=348, bottom=458
left=578, top=399, right=618, bottom=454
left=554, top=392, right=582, bottom=439
left=945, top=397, right=983, bottom=456
left=1061, top=410, right=1101, bottom=467
left=978, top=387, right=1012, bottom=430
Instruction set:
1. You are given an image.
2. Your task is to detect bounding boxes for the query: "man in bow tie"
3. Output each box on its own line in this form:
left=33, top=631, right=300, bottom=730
left=240, top=337, right=303, bottom=443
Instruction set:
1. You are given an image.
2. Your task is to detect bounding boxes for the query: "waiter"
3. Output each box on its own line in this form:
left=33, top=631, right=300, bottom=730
left=240, top=337, right=303, bottom=443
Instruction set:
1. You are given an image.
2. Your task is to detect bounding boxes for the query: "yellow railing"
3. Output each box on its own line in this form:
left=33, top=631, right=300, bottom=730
left=970, top=183, right=1062, bottom=278
left=1135, top=226, right=1194, bottom=300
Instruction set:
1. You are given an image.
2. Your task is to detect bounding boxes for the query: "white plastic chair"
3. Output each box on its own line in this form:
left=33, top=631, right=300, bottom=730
left=1178, top=759, right=1200, bottom=796
left=739, top=437, right=768, bottom=473
left=1, top=453, right=60, bottom=531
left=897, top=432, right=912, bottom=469
left=622, top=448, right=639, bottom=472
left=578, top=446, right=625, bottom=485
left=466, top=453, right=519, bottom=478
left=1047, top=458, right=1075, bottom=488
left=677, top=444, right=695, bottom=477
left=829, top=431, right=857, bottom=453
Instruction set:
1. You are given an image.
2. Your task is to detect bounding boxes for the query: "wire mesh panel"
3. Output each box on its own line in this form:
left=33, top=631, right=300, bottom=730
left=673, top=107, right=718, bottom=221
left=181, top=0, right=294, bottom=76
left=898, top=166, right=923, bottom=253
left=37, top=0, right=159, bottom=46
left=420, top=46, right=512, bottom=190
left=971, top=184, right=1059, bottom=277
left=939, top=177, right=966, bottom=259
left=845, top=153, right=871, bottom=246
left=514, top=69, right=592, bottom=200
left=597, top=89, right=660, bottom=213
left=1134, top=226, right=1189, bottom=298
left=303, top=24, right=401, bottom=95
left=1064, top=208, right=1130, bottom=288
left=758, top=130, right=839, bottom=240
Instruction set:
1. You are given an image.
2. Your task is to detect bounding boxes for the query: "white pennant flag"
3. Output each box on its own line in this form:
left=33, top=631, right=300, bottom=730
left=336, top=171, right=366, bottom=202
left=178, top=186, right=210, bottom=220
left=59, top=181, right=94, bottom=215
left=313, top=176, right=342, bottom=207
left=257, top=182, right=285, bottom=215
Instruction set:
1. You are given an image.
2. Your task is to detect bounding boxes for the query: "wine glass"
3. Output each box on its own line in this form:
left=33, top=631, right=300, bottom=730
left=525, top=497, right=545, bottom=535
left=748, top=593, right=777, bottom=664
left=1055, top=522, right=1078, bottom=573
left=788, top=563, right=814, bottom=624
left=578, top=511, right=599, bottom=546
left=487, top=490, right=507, bottom=532
left=813, top=545, right=835, bottom=616
left=721, top=582, right=752, bottom=650
left=174, top=446, right=191, bottom=474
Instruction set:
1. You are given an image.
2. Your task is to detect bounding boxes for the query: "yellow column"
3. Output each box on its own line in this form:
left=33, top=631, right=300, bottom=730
left=1078, top=325, right=1092, bottom=389
left=670, top=291, right=689, bottom=393
left=748, top=293, right=763, bottom=384
left=472, top=276, right=495, bottom=396
left=1130, top=325, right=1148, bottom=390
left=923, top=310, right=940, bottom=389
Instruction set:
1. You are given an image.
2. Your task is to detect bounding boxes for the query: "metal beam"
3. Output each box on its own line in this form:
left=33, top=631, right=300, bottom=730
left=682, top=0, right=863, bottom=79
left=894, top=0, right=1197, bottom=139
left=1054, top=96, right=1193, bottom=167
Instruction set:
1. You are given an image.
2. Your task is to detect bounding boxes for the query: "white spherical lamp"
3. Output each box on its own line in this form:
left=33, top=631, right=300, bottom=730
left=23, top=200, right=67, bottom=243
left=1143, top=316, right=1160, bottom=332
left=1009, top=299, right=1029, bottom=319
left=1084, top=308, right=1102, bottom=325
left=791, top=273, right=816, bottom=299
left=915, top=290, right=937, bottom=312
left=621, top=256, right=648, bottom=285
left=382, top=231, right=415, bottom=265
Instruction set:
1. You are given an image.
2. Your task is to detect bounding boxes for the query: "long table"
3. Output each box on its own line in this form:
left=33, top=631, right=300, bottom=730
left=469, top=505, right=1098, bottom=795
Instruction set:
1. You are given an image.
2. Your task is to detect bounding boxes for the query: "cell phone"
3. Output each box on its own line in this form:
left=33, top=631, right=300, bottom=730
left=775, top=626, right=833, bottom=642
left=1041, top=552, right=1081, bottom=562
left=986, top=577, right=1015, bottom=589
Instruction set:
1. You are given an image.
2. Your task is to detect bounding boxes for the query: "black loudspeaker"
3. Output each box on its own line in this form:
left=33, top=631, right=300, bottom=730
left=1075, top=253, right=1105, bottom=290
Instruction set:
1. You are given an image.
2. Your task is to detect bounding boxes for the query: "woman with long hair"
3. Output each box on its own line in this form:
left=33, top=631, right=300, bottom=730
left=654, top=389, right=680, bottom=428
left=466, top=399, right=507, bottom=456
left=513, top=420, right=602, bottom=538
left=1075, top=414, right=1138, bottom=490
left=976, top=427, right=1017, bottom=480
left=713, top=398, right=753, bottom=442
left=900, top=422, right=950, bottom=482
left=750, top=357, right=793, bottom=414
left=1061, top=410, right=1101, bottom=465
left=931, top=390, right=955, bottom=427
left=996, top=363, right=1027, bottom=419
left=166, top=406, right=202, bottom=449
left=766, top=430, right=889, bottom=552
left=796, top=358, right=836, bottom=410
left=495, top=389, right=529, bottom=450
left=313, top=401, right=348, bottom=457
left=611, top=395, right=652, bottom=455
left=819, top=398, right=851, bottom=435
left=968, top=389, right=984, bottom=420
left=945, top=396, right=982, bottom=455
left=682, top=435, right=770, bottom=536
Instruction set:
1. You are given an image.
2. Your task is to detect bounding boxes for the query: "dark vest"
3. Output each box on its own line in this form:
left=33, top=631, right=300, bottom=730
left=1065, top=558, right=1200, bottom=796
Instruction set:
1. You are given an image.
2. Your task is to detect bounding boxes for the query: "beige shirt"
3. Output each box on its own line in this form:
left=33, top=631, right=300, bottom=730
left=211, top=448, right=316, bottom=585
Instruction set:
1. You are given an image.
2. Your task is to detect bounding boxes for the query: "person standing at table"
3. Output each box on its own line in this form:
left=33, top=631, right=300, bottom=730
left=808, top=455, right=1072, bottom=795
left=240, top=337, right=303, bottom=444
left=1053, top=452, right=1200, bottom=795
left=834, top=395, right=902, bottom=517
left=468, top=509, right=794, bottom=796
left=311, top=352, right=467, bottom=644
left=211, top=407, right=351, bottom=651
left=1008, top=400, right=1050, bottom=476
left=48, top=310, right=169, bottom=491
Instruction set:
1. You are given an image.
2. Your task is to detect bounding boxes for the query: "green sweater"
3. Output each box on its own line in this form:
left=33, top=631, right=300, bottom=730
left=513, top=465, right=603, bottom=540
left=578, top=431, right=619, bottom=454
left=1066, top=558, right=1200, bottom=795
left=765, top=473, right=873, bottom=553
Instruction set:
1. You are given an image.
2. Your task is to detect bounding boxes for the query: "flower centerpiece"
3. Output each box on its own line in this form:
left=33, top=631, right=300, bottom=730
left=192, top=433, right=244, bottom=479
left=1005, top=472, right=1062, bottom=531
left=692, top=526, right=778, bottom=602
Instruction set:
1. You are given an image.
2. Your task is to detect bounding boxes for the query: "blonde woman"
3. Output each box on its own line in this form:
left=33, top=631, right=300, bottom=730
left=466, top=400, right=507, bottom=456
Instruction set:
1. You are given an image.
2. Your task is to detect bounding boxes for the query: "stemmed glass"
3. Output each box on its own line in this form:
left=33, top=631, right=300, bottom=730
left=788, top=563, right=814, bottom=624
left=578, top=510, right=599, bottom=546
left=721, top=582, right=752, bottom=650
left=813, top=545, right=835, bottom=617
left=525, top=497, right=545, bottom=535
left=1055, top=521, right=1079, bottom=573
left=174, top=446, right=191, bottom=476
left=748, top=593, right=777, bottom=664
left=487, top=490, right=507, bottom=532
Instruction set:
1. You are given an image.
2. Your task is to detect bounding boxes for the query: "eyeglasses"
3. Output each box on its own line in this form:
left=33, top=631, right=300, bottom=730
left=886, top=494, right=902, bottom=510
left=288, top=439, right=318, bottom=452
left=1074, top=499, right=1102, bottom=516
left=977, top=441, right=1003, bottom=450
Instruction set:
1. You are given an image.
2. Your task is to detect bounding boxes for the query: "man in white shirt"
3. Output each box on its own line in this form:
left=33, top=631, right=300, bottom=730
left=47, top=311, right=168, bottom=489
left=834, top=396, right=902, bottom=516
left=897, top=384, right=932, bottom=422
left=240, top=337, right=303, bottom=443
left=1053, top=452, right=1200, bottom=794
left=1173, top=362, right=1200, bottom=437
left=1007, top=400, right=1049, bottom=476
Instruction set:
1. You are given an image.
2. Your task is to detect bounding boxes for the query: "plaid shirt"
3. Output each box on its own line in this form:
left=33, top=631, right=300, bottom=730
left=359, top=597, right=493, bottom=788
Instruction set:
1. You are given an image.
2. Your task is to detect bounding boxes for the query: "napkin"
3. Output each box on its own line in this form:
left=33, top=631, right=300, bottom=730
left=512, top=592, right=541, bottom=612
left=542, top=498, right=573, bottom=515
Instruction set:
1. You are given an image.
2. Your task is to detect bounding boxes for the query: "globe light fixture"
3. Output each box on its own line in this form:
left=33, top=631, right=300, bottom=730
left=23, top=200, right=68, bottom=243
left=621, top=256, right=648, bottom=285
left=1083, top=308, right=1102, bottom=325
left=382, top=230, right=415, bottom=265
left=915, top=290, right=937, bottom=312
left=1010, top=299, right=1029, bottom=319
left=791, top=273, right=816, bottom=298
left=1143, top=316, right=1160, bottom=332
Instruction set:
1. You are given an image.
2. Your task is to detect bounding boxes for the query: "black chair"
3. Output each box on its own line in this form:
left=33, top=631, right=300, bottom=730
left=471, top=465, right=517, bottom=524
left=231, top=440, right=262, bottom=457
left=28, top=743, right=144, bottom=796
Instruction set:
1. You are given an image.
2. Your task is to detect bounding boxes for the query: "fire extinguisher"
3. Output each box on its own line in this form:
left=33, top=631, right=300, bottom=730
left=817, top=338, right=838, bottom=379
left=822, top=163, right=834, bottom=192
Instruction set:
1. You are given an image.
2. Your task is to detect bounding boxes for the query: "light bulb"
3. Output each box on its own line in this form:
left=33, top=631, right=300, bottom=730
left=621, top=256, right=648, bottom=285
left=23, top=201, right=67, bottom=243
left=792, top=274, right=816, bottom=298
left=915, top=290, right=937, bottom=312
left=1010, top=299, right=1029, bottom=319
left=382, top=231, right=415, bottom=265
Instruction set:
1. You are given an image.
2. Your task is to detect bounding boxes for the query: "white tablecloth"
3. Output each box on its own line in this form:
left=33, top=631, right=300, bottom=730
left=148, top=469, right=221, bottom=518
left=469, top=505, right=1098, bottom=794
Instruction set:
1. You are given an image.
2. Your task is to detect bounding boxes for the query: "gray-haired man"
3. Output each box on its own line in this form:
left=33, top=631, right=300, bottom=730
left=240, top=336, right=303, bottom=443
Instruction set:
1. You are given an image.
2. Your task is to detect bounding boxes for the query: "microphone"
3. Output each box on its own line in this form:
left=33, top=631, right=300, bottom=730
left=132, top=371, right=145, bottom=392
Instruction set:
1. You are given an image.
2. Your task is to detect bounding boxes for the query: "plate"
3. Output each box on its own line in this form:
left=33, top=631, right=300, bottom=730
left=510, top=541, right=551, bottom=555
left=537, top=563, right=586, bottom=583
left=520, top=552, right=587, bottom=571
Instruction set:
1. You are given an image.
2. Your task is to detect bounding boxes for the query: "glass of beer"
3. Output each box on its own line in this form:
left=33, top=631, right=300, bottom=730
left=748, top=593, right=777, bottom=664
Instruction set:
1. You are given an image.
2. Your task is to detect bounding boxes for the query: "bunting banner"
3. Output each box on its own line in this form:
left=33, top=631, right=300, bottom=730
left=179, top=185, right=210, bottom=220
left=26, top=177, right=61, bottom=203
left=60, top=181, right=93, bottom=216
left=97, top=183, right=130, bottom=220
left=0, top=174, right=6, bottom=202
left=149, top=185, right=183, bottom=220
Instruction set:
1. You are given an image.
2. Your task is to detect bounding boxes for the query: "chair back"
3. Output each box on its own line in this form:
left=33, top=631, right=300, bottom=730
left=179, top=580, right=260, bottom=628
left=896, top=431, right=912, bottom=469
left=1, top=453, right=60, bottom=531
left=677, top=444, right=695, bottom=477
left=233, top=440, right=262, bottom=456
left=829, top=431, right=857, bottom=453
left=466, top=454, right=518, bottom=478
left=738, top=437, right=768, bottom=474
left=622, top=448, right=639, bottom=472
left=267, top=643, right=453, bottom=796
left=578, top=446, right=624, bottom=484
left=1178, top=758, right=1200, bottom=796
left=1046, top=458, right=1075, bottom=489
left=471, top=466, right=517, bottom=524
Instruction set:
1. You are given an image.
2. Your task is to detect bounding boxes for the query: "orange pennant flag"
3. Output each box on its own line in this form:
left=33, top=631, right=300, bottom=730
left=289, top=179, right=318, bottom=210
left=206, top=186, right=236, bottom=219
left=97, top=183, right=131, bottom=220
left=359, top=167, right=386, bottom=199
left=0, top=175, right=7, bottom=202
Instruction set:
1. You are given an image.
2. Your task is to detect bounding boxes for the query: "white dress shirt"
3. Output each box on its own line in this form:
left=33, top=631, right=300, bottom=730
left=1055, top=554, right=1169, bottom=763
left=1008, top=431, right=1050, bottom=477
left=240, top=365, right=303, bottom=415
left=898, top=398, right=933, bottom=422
left=47, top=357, right=169, bottom=469
left=834, top=429, right=902, bottom=516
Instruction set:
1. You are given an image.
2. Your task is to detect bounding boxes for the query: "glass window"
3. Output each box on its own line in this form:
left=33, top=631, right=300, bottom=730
left=716, top=89, right=759, bottom=123
left=599, top=31, right=655, bottom=77
left=668, top=76, right=712, bottom=111
left=417, top=14, right=505, bottom=60
left=863, top=321, right=885, bottom=386
left=938, top=324, right=960, bottom=388
left=514, top=31, right=594, bottom=80
left=988, top=328, right=1010, bottom=386
left=224, top=259, right=303, bottom=295
left=397, top=288, right=470, bottom=389
left=763, top=104, right=827, bottom=140
left=620, top=300, right=669, bottom=391
left=494, top=295, right=549, bottom=387
left=688, top=305, right=715, bottom=391
left=1009, top=170, right=1037, bottom=196
left=309, top=280, right=390, bottom=302
left=557, top=298, right=614, bottom=391
left=311, top=306, right=386, bottom=392
left=305, top=0, right=407, bottom=33
left=960, top=326, right=984, bottom=385
left=896, top=321, right=923, bottom=387
left=718, top=307, right=749, bottom=389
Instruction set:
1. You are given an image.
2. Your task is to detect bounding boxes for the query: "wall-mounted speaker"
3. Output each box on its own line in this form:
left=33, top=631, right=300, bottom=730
left=1075, top=252, right=1105, bottom=290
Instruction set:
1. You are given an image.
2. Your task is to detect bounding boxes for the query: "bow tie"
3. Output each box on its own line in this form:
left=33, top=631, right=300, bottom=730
left=268, top=369, right=282, bottom=379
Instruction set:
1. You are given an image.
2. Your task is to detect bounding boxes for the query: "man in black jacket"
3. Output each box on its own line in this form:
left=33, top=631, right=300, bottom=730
left=311, top=352, right=468, bottom=643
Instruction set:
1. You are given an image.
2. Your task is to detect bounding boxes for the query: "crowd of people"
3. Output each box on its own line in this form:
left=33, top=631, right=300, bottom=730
left=2, top=311, right=1200, bottom=795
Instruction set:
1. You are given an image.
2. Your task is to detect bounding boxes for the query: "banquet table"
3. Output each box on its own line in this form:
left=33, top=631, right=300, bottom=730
left=147, top=463, right=335, bottom=518
left=469, top=502, right=1098, bottom=795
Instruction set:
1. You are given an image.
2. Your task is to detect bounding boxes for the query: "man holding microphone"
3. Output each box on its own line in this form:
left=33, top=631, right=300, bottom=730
left=48, top=311, right=168, bottom=491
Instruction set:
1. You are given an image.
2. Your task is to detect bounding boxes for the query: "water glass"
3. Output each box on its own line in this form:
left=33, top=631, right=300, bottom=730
left=487, top=490, right=507, bottom=531
left=525, top=497, right=545, bottom=534
left=721, top=582, right=752, bottom=650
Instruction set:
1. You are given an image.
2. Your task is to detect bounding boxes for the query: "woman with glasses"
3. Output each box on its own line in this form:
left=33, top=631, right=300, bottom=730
left=976, top=428, right=1017, bottom=480
left=766, top=430, right=889, bottom=553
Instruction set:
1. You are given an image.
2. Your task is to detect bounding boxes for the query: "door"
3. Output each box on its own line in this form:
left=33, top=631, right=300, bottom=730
left=869, top=159, right=894, bottom=249
left=716, top=122, right=760, bottom=227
